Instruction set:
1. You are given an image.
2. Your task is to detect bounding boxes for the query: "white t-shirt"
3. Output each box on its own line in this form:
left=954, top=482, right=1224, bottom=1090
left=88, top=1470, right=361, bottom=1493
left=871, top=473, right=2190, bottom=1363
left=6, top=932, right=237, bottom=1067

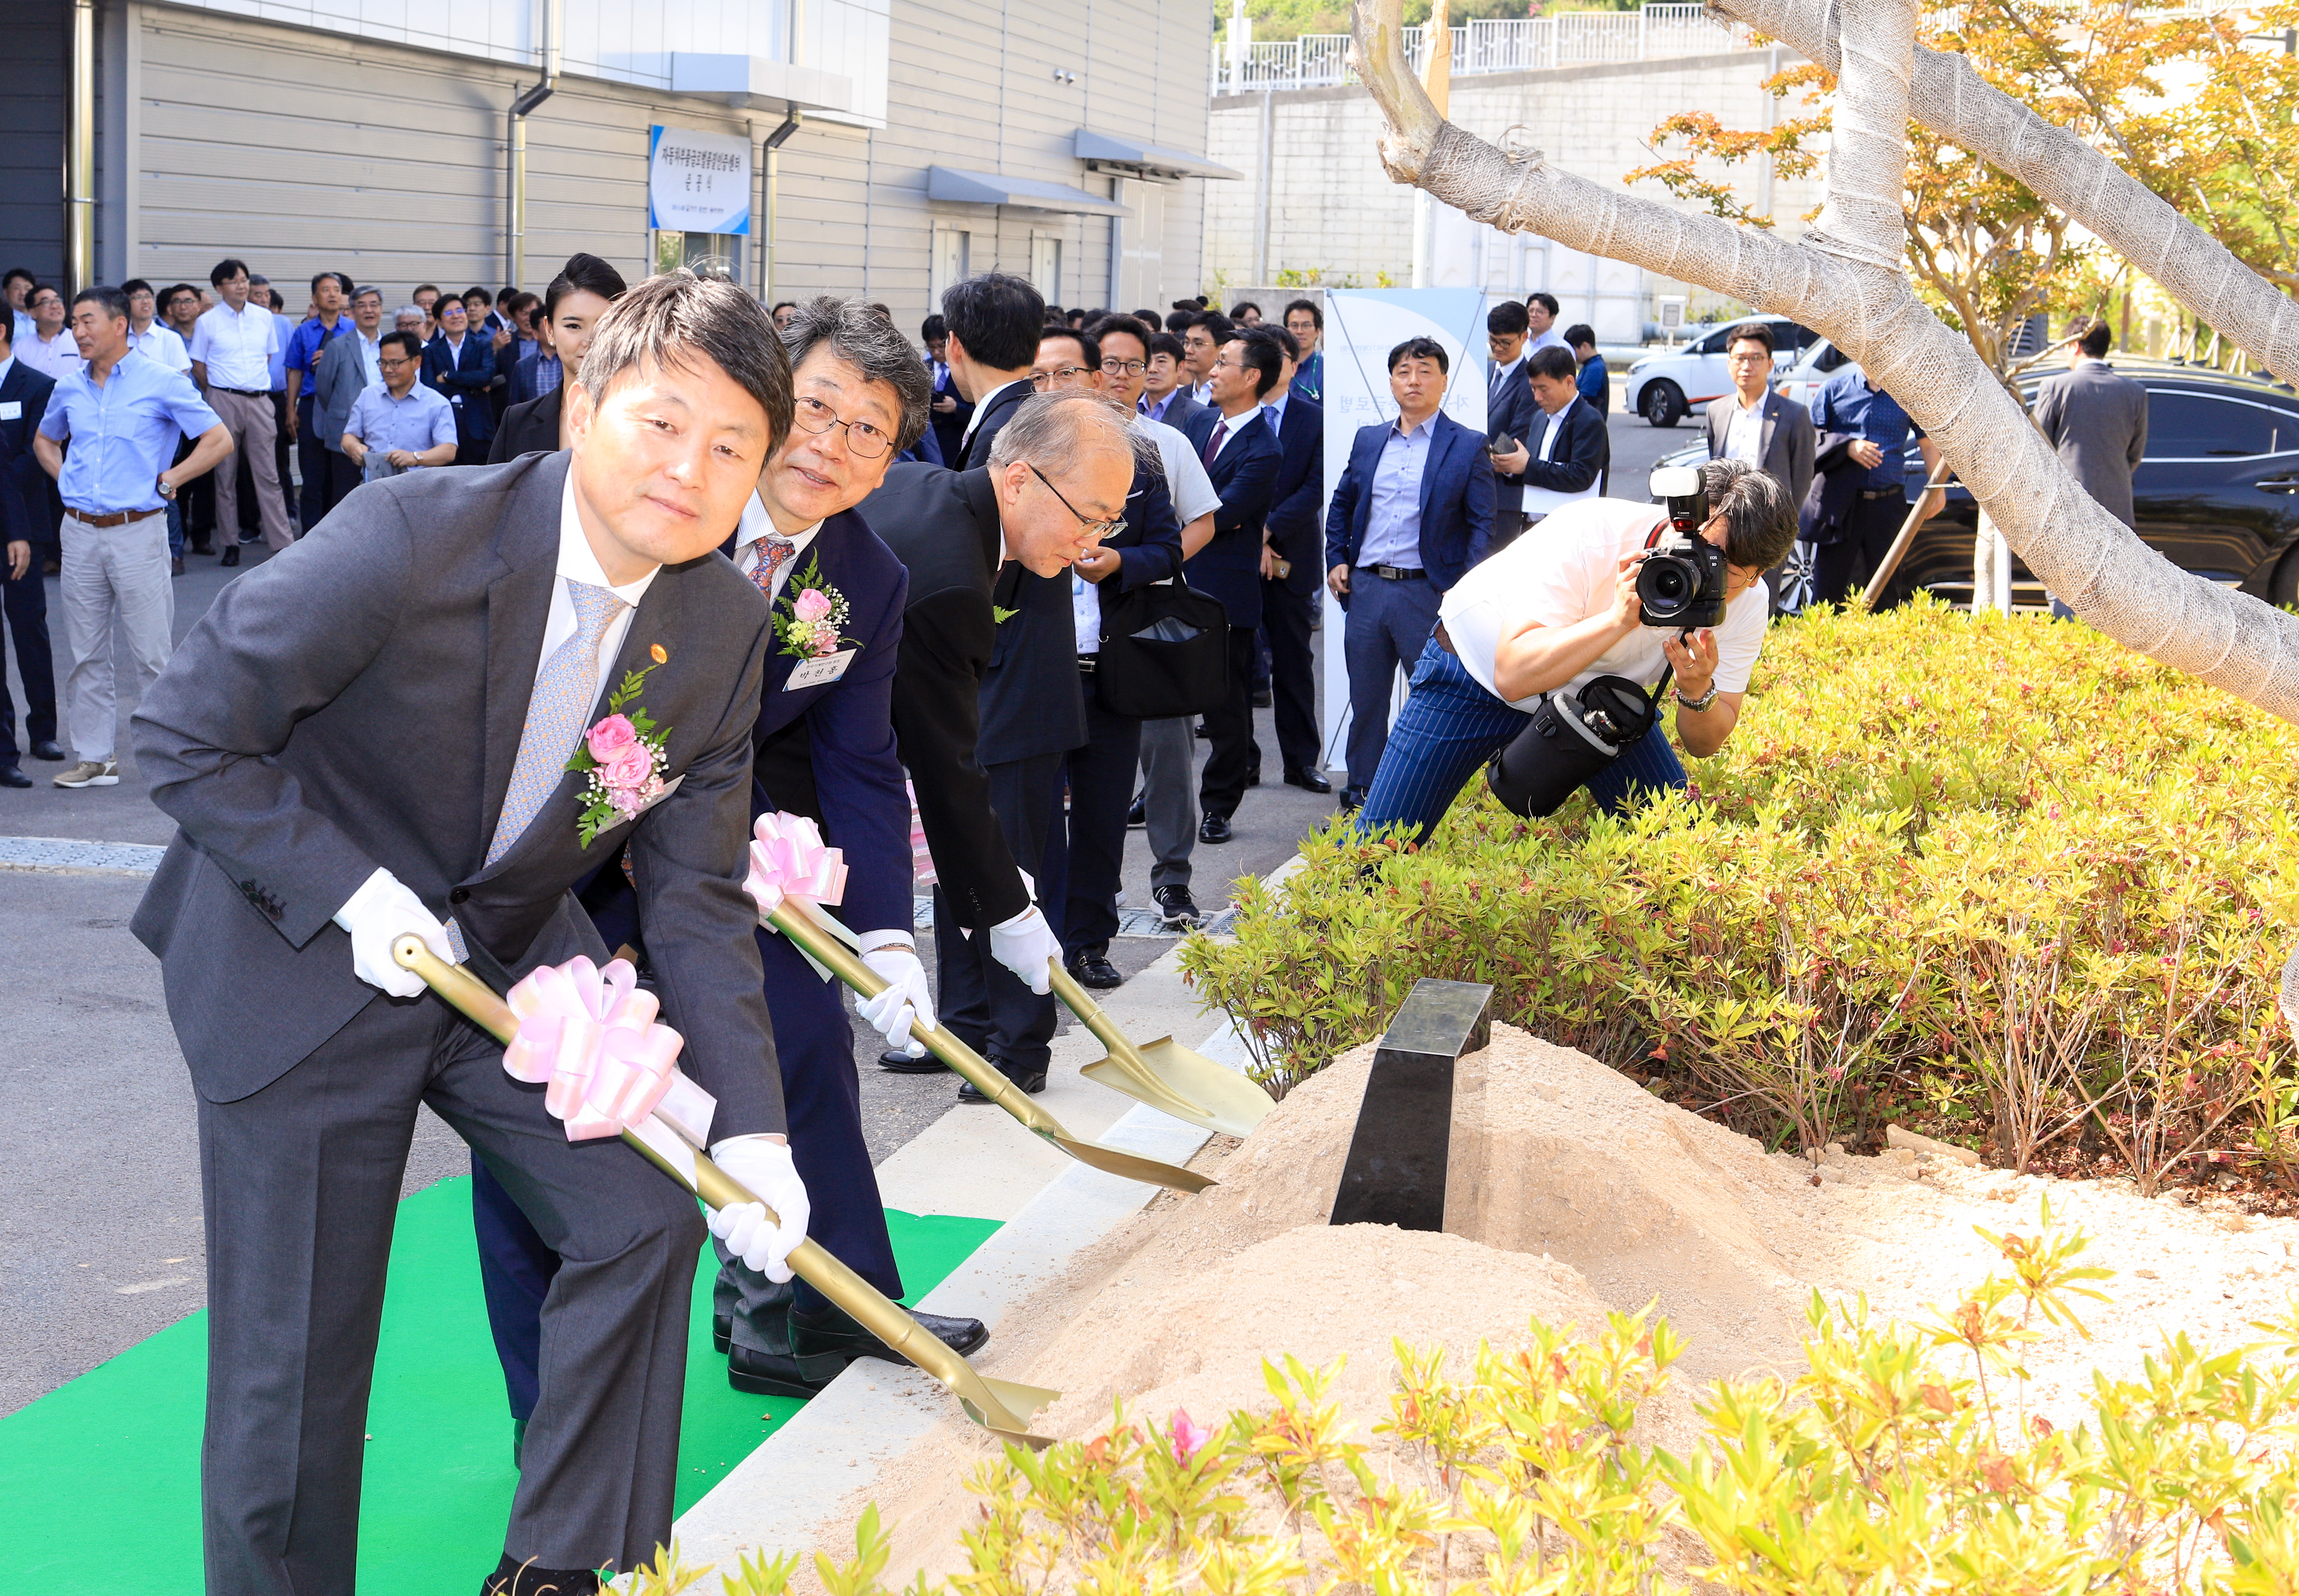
left=1439, top=496, right=1770, bottom=710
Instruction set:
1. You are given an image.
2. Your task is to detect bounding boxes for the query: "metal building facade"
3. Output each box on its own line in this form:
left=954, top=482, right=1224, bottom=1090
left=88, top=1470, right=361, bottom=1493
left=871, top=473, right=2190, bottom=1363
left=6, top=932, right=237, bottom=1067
left=1, top=0, right=1227, bottom=326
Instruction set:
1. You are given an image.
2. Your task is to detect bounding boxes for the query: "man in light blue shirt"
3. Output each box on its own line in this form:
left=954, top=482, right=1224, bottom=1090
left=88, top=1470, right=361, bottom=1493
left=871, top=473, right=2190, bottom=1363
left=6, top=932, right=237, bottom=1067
left=33, top=285, right=230, bottom=789
left=341, top=331, right=458, bottom=480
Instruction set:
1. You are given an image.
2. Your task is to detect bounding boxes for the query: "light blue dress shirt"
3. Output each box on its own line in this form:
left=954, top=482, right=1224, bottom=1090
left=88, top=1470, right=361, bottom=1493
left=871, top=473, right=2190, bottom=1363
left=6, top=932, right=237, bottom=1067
left=344, top=381, right=458, bottom=477
left=38, top=354, right=222, bottom=517
left=1357, top=416, right=1433, bottom=569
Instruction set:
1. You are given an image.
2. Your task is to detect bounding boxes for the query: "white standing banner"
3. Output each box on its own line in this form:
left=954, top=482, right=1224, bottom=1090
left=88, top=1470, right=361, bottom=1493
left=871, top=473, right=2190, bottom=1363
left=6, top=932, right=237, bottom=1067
left=648, top=125, right=753, bottom=237
left=1315, top=288, right=1492, bottom=777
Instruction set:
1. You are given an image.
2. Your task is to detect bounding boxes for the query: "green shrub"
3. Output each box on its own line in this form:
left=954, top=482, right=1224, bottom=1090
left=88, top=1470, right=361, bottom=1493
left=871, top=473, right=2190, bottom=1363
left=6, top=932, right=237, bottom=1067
left=630, top=1206, right=2299, bottom=1594
left=1182, top=602, right=2299, bottom=1174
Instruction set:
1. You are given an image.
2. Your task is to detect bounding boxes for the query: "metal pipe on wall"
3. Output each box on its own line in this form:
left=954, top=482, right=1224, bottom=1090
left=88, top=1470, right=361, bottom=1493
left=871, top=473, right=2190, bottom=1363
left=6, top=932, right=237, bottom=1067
left=761, top=106, right=803, bottom=306
left=67, top=0, right=96, bottom=292
left=505, top=0, right=563, bottom=290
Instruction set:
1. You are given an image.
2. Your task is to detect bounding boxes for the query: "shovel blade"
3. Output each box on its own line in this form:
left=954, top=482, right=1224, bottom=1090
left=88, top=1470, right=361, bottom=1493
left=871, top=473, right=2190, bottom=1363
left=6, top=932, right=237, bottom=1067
left=1081, top=1036, right=1275, bottom=1138
left=1047, top=1133, right=1217, bottom=1194
left=958, top=1376, right=1064, bottom=1448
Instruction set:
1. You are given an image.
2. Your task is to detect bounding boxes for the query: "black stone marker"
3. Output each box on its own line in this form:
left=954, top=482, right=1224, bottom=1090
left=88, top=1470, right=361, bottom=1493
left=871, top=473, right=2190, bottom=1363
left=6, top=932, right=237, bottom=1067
left=1329, top=977, right=1494, bottom=1232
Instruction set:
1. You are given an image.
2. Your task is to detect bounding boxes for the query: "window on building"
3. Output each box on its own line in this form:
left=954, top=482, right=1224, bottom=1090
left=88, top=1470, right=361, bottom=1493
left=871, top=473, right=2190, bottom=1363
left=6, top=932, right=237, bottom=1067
left=931, top=229, right=972, bottom=305
left=1030, top=234, right=1063, bottom=305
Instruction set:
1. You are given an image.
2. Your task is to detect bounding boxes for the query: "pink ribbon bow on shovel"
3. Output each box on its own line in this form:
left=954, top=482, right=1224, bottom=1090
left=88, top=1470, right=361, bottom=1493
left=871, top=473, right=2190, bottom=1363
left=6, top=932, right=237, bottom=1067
left=744, top=811, right=849, bottom=916
left=502, top=956, right=687, bottom=1141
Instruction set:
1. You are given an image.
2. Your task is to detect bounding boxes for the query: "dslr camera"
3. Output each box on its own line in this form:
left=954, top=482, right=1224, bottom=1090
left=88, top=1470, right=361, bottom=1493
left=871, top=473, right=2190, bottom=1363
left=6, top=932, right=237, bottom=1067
left=1636, top=466, right=1727, bottom=630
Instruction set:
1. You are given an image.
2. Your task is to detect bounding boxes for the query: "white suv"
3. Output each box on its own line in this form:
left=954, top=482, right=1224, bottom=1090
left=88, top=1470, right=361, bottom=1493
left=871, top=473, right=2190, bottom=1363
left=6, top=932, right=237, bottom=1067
left=1622, top=313, right=1820, bottom=427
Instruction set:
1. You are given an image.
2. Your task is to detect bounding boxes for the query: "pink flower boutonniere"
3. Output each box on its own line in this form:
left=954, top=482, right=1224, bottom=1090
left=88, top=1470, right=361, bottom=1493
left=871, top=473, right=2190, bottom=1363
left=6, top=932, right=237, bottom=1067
left=565, top=654, right=673, bottom=848
left=773, top=554, right=858, bottom=661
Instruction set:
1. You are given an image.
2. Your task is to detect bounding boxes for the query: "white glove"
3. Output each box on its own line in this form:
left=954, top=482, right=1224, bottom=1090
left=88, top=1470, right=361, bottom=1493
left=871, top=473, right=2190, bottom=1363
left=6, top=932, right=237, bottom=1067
left=706, top=1134, right=811, bottom=1283
left=857, top=932, right=936, bottom=1055
left=332, top=867, right=459, bottom=998
left=987, top=904, right=1061, bottom=996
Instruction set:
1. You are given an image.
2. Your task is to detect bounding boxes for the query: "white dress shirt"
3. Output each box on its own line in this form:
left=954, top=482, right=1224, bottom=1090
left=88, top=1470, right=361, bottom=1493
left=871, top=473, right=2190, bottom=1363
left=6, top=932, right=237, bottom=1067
left=1201, top=403, right=1263, bottom=463
left=128, top=322, right=192, bottom=374
left=1133, top=415, right=1221, bottom=524
left=354, top=329, right=384, bottom=389
left=731, top=493, right=823, bottom=603
left=189, top=301, right=279, bottom=391
left=1723, top=392, right=1767, bottom=463
left=538, top=471, right=657, bottom=702
left=17, top=327, right=84, bottom=383
left=956, top=377, right=1032, bottom=460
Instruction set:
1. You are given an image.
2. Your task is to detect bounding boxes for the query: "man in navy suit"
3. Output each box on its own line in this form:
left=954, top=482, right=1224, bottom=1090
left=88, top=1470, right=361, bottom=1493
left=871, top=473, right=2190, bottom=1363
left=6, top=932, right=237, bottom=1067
left=1256, top=326, right=1329, bottom=793
left=1481, top=301, right=1542, bottom=562
left=470, top=298, right=993, bottom=1417
left=0, top=313, right=62, bottom=777
left=1180, top=329, right=1284, bottom=845
left=943, top=274, right=1041, bottom=468
left=921, top=312, right=972, bottom=466
left=422, top=295, right=498, bottom=465
left=1485, top=346, right=1609, bottom=562
left=1324, top=336, right=1495, bottom=809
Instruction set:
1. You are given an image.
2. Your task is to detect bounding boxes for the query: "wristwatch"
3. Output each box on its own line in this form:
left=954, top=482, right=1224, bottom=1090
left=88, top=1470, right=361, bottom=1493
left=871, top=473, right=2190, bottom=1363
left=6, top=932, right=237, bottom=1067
left=1675, top=681, right=1721, bottom=713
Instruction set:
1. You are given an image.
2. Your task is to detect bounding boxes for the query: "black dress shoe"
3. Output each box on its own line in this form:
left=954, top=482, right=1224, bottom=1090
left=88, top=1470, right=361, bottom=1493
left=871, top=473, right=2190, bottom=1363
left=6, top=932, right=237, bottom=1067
left=0, top=766, right=28, bottom=789
left=790, top=1300, right=990, bottom=1366
left=1066, top=951, right=1123, bottom=989
left=220, top=545, right=241, bottom=567
left=727, top=1339, right=850, bottom=1398
left=1245, top=765, right=1261, bottom=788
left=713, top=1312, right=733, bottom=1354
left=28, top=740, right=64, bottom=762
left=959, top=1062, right=1046, bottom=1100
left=1193, top=722, right=1209, bottom=738
left=1251, top=686, right=1273, bottom=708
left=171, top=556, right=185, bottom=576
left=1199, top=810, right=1232, bottom=845
left=1338, top=786, right=1367, bottom=813
left=1127, top=792, right=1146, bottom=827
left=482, top=1552, right=600, bottom=1596
left=878, top=1046, right=949, bottom=1075
left=1284, top=767, right=1333, bottom=794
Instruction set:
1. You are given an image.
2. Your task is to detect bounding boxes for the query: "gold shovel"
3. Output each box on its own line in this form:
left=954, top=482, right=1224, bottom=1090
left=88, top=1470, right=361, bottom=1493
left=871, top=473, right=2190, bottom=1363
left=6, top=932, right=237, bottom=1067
left=757, top=903, right=1214, bottom=1195
left=391, top=935, right=1058, bottom=1446
left=1047, top=962, right=1276, bottom=1139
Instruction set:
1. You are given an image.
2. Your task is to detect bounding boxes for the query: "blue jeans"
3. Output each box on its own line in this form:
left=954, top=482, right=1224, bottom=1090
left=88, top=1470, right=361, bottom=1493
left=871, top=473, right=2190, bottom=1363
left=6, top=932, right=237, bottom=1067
left=1354, top=639, right=1687, bottom=841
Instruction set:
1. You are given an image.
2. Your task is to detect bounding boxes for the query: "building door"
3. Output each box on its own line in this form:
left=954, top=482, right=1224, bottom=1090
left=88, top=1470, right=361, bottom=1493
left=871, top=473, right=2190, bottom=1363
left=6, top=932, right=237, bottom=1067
left=1112, top=179, right=1165, bottom=311
left=931, top=227, right=971, bottom=305
left=1030, top=233, right=1064, bottom=306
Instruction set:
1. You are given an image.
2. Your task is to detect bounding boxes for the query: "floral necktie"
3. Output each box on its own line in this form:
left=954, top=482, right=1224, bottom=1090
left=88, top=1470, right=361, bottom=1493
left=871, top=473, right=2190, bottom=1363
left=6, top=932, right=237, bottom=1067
left=750, top=535, right=797, bottom=602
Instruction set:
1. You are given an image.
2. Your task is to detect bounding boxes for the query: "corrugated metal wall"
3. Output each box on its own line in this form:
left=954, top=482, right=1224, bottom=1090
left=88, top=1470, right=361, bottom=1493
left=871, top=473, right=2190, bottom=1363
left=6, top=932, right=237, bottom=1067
left=121, top=0, right=1212, bottom=324
left=0, top=5, right=70, bottom=287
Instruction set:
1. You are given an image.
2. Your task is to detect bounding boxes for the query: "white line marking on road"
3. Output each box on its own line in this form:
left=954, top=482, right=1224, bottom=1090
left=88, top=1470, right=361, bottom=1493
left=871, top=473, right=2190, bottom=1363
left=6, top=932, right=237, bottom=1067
left=115, top=1276, right=189, bottom=1295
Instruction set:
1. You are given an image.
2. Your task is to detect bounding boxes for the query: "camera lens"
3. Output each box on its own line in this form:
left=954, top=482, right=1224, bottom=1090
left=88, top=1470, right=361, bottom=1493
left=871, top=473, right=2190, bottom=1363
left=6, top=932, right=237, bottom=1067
left=1648, top=565, right=1690, bottom=602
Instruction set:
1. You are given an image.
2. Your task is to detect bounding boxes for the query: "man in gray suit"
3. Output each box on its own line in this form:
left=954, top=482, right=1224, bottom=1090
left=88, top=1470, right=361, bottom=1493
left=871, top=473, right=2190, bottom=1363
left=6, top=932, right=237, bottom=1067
left=312, top=285, right=386, bottom=516
left=2034, top=317, right=2147, bottom=617
left=128, top=272, right=805, bottom=1596
left=1704, top=321, right=1817, bottom=609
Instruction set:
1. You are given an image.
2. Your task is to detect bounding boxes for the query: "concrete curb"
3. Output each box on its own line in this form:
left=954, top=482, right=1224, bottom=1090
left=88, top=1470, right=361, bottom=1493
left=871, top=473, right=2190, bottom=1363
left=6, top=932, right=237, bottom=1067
left=660, top=911, right=1275, bottom=1572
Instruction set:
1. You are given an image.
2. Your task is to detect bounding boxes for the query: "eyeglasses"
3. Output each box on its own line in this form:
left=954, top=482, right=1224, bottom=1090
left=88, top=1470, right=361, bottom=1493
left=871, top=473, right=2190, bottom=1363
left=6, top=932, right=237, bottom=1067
left=790, top=392, right=893, bottom=458
left=377, top=356, right=415, bottom=369
left=1029, top=366, right=1095, bottom=388
left=1100, top=358, right=1148, bottom=376
left=1027, top=463, right=1124, bottom=541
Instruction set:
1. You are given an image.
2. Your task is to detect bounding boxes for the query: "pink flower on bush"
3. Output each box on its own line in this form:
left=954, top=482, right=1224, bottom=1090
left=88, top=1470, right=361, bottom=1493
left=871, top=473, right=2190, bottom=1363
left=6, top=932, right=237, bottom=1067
left=793, top=588, right=833, bottom=623
left=1169, top=1407, right=1214, bottom=1463
left=586, top=713, right=638, bottom=762
left=604, top=743, right=655, bottom=791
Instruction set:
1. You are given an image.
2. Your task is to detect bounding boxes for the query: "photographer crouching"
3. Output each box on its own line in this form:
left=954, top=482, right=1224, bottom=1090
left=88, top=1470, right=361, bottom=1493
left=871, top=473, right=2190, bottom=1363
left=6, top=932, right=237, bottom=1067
left=1352, top=458, right=1797, bottom=841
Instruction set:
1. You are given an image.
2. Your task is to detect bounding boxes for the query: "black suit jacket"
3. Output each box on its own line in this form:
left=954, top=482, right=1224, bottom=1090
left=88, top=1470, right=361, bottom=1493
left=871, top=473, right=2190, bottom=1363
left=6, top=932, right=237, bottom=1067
left=0, top=361, right=57, bottom=538
left=854, top=461, right=1031, bottom=929
left=1484, top=359, right=1541, bottom=524
left=127, top=452, right=785, bottom=1134
left=1263, top=395, right=1325, bottom=595
left=489, top=389, right=562, bottom=464
left=959, top=379, right=1034, bottom=469
left=1703, top=389, right=1817, bottom=518
left=1179, top=406, right=1283, bottom=628
left=1095, top=453, right=1186, bottom=622
left=927, top=359, right=972, bottom=469
left=422, top=333, right=497, bottom=445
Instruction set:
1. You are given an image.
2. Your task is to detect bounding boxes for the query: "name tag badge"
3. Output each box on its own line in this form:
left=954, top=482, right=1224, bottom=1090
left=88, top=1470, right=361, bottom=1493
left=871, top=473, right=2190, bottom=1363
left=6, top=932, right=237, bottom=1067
left=0, top=402, right=18, bottom=420
left=784, top=649, right=856, bottom=690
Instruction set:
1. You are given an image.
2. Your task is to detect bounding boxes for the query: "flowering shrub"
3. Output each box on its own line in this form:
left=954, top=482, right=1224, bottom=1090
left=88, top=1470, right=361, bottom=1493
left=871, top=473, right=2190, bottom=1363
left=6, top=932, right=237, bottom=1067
left=631, top=1207, right=2299, bottom=1594
left=1182, top=601, right=2299, bottom=1178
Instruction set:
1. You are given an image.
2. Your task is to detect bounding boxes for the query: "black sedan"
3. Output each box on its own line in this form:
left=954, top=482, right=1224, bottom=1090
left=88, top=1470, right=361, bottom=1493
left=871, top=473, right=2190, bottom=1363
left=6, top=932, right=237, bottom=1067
left=1665, top=356, right=2299, bottom=606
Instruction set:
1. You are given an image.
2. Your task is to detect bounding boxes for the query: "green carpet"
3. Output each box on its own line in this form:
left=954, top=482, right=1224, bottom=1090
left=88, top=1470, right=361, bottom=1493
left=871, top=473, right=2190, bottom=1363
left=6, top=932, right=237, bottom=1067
left=0, top=1176, right=996, bottom=1589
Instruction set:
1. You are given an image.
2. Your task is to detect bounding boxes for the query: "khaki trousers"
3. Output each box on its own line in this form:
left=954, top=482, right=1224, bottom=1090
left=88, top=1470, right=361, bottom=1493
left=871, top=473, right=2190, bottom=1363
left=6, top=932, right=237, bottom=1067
left=208, top=388, right=293, bottom=552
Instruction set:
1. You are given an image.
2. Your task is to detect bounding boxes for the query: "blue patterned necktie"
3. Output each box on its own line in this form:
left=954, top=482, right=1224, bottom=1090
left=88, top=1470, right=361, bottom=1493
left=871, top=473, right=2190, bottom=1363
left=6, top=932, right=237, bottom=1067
left=487, top=580, right=626, bottom=865
left=749, top=534, right=797, bottom=602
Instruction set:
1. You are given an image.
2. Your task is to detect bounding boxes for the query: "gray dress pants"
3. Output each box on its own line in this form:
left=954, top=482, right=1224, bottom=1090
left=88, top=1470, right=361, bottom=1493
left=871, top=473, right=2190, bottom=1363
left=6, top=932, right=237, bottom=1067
left=1137, top=716, right=1198, bottom=891
left=195, top=988, right=704, bottom=1594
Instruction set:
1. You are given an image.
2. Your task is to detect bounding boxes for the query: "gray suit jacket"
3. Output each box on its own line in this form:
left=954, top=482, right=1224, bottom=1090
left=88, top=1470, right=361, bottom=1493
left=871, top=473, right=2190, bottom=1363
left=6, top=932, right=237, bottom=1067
left=314, top=330, right=373, bottom=457
left=128, top=452, right=786, bottom=1135
left=1704, top=388, right=1817, bottom=515
left=2033, top=359, right=2147, bottom=529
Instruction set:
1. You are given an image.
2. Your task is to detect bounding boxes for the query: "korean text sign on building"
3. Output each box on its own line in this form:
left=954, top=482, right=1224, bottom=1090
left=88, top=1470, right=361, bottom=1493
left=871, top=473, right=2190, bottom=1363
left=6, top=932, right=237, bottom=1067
left=648, top=125, right=753, bottom=236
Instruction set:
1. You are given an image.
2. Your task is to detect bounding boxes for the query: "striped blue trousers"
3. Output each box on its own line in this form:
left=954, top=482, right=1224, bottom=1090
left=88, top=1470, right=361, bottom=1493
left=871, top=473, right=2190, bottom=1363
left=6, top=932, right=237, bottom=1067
left=1354, top=638, right=1688, bottom=841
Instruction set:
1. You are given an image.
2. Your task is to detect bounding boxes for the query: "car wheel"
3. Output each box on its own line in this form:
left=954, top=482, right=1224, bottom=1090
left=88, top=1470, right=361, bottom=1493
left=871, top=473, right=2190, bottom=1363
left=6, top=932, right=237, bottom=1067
left=1641, top=381, right=1685, bottom=428
left=2271, top=543, right=2299, bottom=609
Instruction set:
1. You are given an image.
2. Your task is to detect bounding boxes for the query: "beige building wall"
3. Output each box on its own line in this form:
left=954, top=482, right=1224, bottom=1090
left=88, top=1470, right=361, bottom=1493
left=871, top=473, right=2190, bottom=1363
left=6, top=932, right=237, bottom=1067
left=1203, top=48, right=1826, bottom=322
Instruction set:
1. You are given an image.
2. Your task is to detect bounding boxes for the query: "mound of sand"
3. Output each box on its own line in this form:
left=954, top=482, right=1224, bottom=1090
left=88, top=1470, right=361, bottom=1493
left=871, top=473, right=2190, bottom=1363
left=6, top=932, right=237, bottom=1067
left=823, top=1024, right=2299, bottom=1584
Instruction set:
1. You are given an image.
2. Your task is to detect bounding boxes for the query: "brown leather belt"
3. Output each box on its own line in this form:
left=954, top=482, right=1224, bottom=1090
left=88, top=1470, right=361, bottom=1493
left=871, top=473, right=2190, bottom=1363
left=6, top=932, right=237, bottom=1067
left=68, top=507, right=164, bottom=529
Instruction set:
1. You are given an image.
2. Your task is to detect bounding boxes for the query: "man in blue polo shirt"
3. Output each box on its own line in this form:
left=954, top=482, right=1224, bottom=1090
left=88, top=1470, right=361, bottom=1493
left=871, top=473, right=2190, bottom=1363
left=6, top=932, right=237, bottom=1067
left=33, top=286, right=231, bottom=789
left=1808, top=364, right=1944, bottom=608
left=284, top=270, right=354, bottom=531
left=341, top=331, right=457, bottom=480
